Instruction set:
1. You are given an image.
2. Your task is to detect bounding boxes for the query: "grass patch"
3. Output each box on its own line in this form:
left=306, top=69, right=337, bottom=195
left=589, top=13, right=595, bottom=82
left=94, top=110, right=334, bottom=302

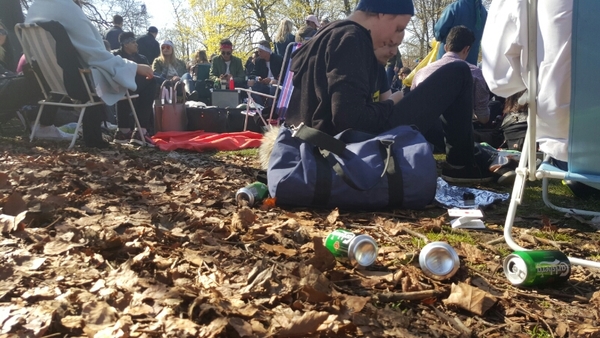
left=534, top=231, right=573, bottom=242
left=214, top=148, right=259, bottom=158
left=527, top=325, right=552, bottom=338
left=425, top=227, right=476, bottom=246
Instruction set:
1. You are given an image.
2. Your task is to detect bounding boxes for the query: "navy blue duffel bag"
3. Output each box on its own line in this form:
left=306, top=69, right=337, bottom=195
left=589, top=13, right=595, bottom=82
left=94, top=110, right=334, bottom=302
left=267, top=123, right=437, bottom=209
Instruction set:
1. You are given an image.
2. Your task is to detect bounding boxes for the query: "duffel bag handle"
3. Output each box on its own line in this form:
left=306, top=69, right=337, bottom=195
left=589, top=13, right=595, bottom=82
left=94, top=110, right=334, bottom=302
left=292, top=123, right=394, bottom=191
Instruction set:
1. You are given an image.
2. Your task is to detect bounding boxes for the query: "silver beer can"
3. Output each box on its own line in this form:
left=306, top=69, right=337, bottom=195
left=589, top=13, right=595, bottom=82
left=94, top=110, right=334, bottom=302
left=419, top=242, right=460, bottom=280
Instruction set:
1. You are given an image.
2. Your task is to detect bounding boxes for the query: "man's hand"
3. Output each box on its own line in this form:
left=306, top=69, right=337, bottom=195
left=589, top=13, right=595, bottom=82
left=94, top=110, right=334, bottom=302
left=136, top=64, right=154, bottom=79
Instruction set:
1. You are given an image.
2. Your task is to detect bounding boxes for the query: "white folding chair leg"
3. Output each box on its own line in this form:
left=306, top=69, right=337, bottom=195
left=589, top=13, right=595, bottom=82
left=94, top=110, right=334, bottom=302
left=126, top=92, right=145, bottom=147
left=29, top=104, right=45, bottom=142
left=68, top=107, right=86, bottom=149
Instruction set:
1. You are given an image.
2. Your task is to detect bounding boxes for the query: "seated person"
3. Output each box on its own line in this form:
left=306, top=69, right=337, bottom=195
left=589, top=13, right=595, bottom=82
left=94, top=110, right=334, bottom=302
left=113, top=32, right=157, bottom=144
left=249, top=40, right=283, bottom=106
left=391, top=66, right=412, bottom=95
left=413, top=25, right=490, bottom=124
left=412, top=26, right=491, bottom=158
left=152, top=40, right=186, bottom=83
left=181, top=49, right=211, bottom=100
left=284, top=0, right=497, bottom=183
left=244, top=51, right=259, bottom=76
left=295, top=15, right=319, bottom=42
left=25, top=0, right=154, bottom=149
left=208, top=39, right=245, bottom=89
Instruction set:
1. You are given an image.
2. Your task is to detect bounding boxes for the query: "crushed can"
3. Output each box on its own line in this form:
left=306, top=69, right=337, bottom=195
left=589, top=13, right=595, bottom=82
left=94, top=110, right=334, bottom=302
left=324, top=229, right=378, bottom=267
left=503, top=251, right=571, bottom=286
left=419, top=242, right=460, bottom=280
left=236, top=182, right=268, bottom=207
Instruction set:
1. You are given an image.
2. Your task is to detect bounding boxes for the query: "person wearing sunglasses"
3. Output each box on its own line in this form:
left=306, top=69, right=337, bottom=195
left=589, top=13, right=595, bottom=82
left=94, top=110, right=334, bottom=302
left=112, top=32, right=157, bottom=145
left=208, top=38, right=245, bottom=89
left=152, top=40, right=186, bottom=83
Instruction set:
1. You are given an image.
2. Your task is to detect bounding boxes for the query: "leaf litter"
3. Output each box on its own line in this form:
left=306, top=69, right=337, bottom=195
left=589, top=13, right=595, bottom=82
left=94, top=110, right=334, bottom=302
left=0, top=143, right=599, bottom=337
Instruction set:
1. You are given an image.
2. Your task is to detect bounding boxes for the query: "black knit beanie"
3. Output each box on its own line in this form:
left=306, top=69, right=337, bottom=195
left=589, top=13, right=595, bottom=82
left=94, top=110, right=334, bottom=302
left=356, top=0, right=414, bottom=16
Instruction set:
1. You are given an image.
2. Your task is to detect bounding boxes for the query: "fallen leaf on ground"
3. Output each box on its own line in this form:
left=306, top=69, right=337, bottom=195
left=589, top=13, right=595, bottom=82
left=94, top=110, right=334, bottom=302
left=443, top=282, right=497, bottom=316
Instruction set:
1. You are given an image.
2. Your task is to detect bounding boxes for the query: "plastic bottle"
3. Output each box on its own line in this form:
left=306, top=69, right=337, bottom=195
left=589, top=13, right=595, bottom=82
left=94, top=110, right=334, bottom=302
left=229, top=76, right=235, bottom=90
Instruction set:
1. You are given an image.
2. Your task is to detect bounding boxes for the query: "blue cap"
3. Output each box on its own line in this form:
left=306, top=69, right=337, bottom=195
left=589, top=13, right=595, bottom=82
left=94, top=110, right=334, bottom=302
left=356, top=0, right=414, bottom=16
left=147, top=26, right=158, bottom=33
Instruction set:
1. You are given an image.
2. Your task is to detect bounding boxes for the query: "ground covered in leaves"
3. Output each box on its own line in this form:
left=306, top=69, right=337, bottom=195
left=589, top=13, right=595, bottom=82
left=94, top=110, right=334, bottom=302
left=1, top=138, right=600, bottom=338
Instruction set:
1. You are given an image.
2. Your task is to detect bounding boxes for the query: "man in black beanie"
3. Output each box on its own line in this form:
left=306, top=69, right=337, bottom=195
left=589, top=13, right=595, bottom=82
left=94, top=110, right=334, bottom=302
left=285, top=0, right=495, bottom=183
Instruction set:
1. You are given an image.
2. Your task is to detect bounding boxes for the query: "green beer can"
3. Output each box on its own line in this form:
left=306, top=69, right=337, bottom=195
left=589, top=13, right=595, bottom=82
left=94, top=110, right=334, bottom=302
left=324, top=229, right=378, bottom=267
left=236, top=182, right=268, bottom=207
left=503, top=251, right=571, bottom=286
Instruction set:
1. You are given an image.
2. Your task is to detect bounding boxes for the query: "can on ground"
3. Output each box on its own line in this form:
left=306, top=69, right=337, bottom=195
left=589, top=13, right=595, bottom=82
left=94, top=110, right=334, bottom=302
left=503, top=251, right=571, bottom=286
left=324, top=229, right=378, bottom=267
left=419, top=242, right=460, bottom=280
left=236, top=182, right=268, bottom=207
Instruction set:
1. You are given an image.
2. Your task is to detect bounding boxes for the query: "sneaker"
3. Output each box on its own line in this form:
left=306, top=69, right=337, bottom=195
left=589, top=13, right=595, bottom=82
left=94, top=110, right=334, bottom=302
left=33, top=125, right=74, bottom=141
left=441, top=162, right=493, bottom=184
left=130, top=130, right=155, bottom=147
left=113, top=130, right=132, bottom=144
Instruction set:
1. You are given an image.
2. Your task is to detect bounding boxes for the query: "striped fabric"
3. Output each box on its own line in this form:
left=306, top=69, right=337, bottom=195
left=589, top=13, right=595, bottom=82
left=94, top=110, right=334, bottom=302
left=271, top=42, right=301, bottom=124
left=15, top=23, right=67, bottom=97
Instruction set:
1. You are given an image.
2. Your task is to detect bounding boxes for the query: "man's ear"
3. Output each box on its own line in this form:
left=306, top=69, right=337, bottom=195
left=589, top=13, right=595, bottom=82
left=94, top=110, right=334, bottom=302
left=462, top=46, right=471, bottom=55
left=444, top=45, right=450, bottom=52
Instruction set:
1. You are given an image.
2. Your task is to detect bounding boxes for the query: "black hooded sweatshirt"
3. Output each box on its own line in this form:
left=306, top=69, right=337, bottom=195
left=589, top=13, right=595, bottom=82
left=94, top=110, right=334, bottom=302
left=285, top=20, right=394, bottom=136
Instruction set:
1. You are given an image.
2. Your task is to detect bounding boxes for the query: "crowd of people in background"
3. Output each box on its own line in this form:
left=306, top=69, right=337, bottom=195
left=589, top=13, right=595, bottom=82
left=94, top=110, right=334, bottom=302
left=2, top=0, right=582, bottom=193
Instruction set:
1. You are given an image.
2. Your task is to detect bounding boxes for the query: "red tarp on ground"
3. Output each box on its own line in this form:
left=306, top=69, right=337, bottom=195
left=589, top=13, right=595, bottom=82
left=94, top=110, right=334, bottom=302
left=151, top=131, right=263, bottom=152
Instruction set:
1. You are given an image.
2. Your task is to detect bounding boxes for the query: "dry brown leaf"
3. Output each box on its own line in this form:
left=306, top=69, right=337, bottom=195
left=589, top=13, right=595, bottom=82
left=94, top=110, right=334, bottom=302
left=3, top=192, right=27, bottom=216
left=326, top=208, right=340, bottom=225
left=230, top=207, right=256, bottom=231
left=260, top=243, right=297, bottom=257
left=198, top=317, right=228, bottom=338
left=555, top=321, right=569, bottom=338
left=460, top=243, right=487, bottom=263
left=340, top=294, right=369, bottom=313
left=305, top=237, right=336, bottom=272
left=228, top=317, right=253, bottom=337
left=276, top=310, right=330, bottom=337
left=43, top=239, right=86, bottom=255
left=298, top=264, right=332, bottom=303
left=0, top=210, right=27, bottom=233
left=81, top=301, right=118, bottom=334
left=443, top=282, right=497, bottom=316
left=574, top=324, right=600, bottom=337
left=0, top=172, right=10, bottom=188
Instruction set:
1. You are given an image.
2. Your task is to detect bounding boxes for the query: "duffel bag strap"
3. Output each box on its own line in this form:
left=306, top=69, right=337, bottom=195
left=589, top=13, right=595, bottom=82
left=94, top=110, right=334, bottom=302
left=321, top=139, right=394, bottom=191
left=292, top=123, right=346, bottom=156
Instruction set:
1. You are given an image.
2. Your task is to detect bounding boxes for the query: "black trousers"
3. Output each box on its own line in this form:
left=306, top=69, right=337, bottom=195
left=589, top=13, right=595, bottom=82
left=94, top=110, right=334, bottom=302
left=116, top=75, right=157, bottom=130
left=391, top=61, right=474, bottom=166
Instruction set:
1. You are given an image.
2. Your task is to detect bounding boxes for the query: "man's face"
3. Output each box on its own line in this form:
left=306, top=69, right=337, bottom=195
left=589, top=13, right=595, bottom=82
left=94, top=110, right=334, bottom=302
left=370, top=14, right=411, bottom=49
left=258, top=49, right=270, bottom=61
left=122, top=38, right=138, bottom=54
left=373, top=45, right=397, bottom=65
left=220, top=47, right=232, bottom=61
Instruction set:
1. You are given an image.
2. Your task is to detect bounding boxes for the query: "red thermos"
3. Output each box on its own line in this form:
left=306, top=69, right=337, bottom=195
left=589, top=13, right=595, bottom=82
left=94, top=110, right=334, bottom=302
left=229, top=77, right=235, bottom=90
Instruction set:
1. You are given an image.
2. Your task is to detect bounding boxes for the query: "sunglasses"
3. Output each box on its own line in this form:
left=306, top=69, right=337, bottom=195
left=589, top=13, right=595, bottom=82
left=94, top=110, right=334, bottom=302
left=161, top=45, right=172, bottom=50
left=221, top=51, right=232, bottom=56
left=122, top=38, right=137, bottom=45
left=0, top=29, right=8, bottom=36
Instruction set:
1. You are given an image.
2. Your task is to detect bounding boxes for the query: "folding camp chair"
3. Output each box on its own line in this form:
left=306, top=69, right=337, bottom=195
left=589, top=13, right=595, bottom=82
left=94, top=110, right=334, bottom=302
left=235, top=42, right=301, bottom=131
left=15, top=22, right=144, bottom=149
left=503, top=0, right=600, bottom=269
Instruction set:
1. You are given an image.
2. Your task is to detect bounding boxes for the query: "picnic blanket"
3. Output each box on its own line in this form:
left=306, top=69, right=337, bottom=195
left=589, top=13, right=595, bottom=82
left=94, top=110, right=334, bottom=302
left=152, top=131, right=263, bottom=152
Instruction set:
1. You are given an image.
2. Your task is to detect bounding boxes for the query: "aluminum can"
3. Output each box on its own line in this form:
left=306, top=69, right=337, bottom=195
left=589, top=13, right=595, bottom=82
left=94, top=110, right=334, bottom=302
left=503, top=251, right=571, bottom=286
left=235, top=182, right=268, bottom=207
left=419, top=242, right=460, bottom=280
left=324, top=229, right=378, bottom=267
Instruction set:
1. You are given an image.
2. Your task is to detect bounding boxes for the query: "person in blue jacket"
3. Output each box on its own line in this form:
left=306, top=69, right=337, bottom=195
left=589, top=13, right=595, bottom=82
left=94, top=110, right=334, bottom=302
left=434, top=0, right=487, bottom=65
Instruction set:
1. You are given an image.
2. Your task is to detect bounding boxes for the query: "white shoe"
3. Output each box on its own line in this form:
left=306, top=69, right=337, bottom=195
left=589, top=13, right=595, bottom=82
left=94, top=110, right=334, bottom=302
left=102, top=122, right=118, bottom=132
left=33, top=125, right=74, bottom=141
